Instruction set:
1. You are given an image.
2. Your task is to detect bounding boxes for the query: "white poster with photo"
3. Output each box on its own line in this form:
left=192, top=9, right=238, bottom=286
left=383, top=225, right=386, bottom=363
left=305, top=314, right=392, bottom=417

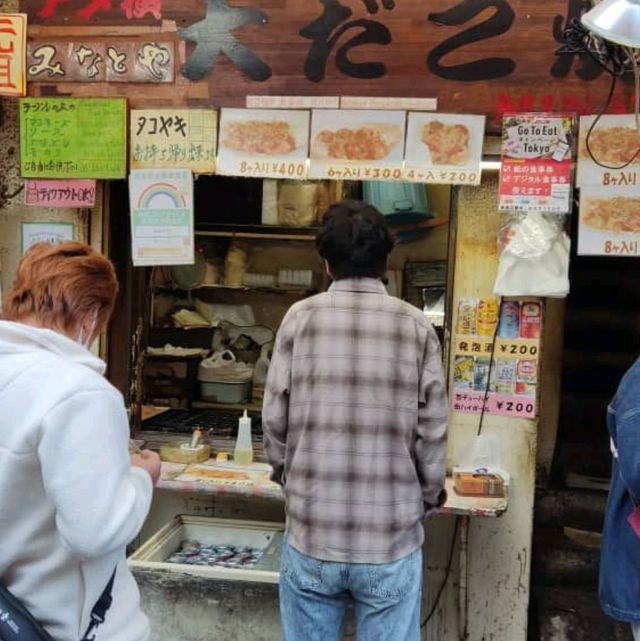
left=129, top=168, right=194, bottom=266
left=217, top=108, right=310, bottom=179
left=21, top=221, right=75, bottom=255
left=309, top=109, right=406, bottom=180
left=578, top=185, right=640, bottom=256
left=577, top=114, right=640, bottom=187
left=404, top=113, right=485, bottom=185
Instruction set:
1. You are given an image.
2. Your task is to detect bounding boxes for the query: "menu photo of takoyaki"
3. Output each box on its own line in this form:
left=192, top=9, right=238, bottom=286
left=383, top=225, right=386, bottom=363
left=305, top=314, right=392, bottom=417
left=217, top=108, right=310, bottom=176
left=405, top=113, right=485, bottom=170
left=309, top=109, right=406, bottom=170
left=577, top=115, right=640, bottom=186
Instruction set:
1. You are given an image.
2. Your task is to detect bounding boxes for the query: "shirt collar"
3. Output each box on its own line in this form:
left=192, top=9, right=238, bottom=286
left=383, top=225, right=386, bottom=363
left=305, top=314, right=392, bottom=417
left=328, top=277, right=388, bottom=295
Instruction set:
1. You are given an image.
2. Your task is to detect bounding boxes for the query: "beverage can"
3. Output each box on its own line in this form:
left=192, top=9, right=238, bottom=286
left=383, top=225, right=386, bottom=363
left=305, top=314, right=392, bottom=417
left=497, top=301, right=520, bottom=339
left=477, top=298, right=499, bottom=337
left=520, top=302, right=542, bottom=339
left=456, top=298, right=477, bottom=335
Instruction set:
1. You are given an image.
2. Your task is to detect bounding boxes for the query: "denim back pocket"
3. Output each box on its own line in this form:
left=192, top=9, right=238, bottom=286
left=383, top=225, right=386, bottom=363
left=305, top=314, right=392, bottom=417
left=282, top=539, right=324, bottom=591
left=365, top=548, right=422, bottom=601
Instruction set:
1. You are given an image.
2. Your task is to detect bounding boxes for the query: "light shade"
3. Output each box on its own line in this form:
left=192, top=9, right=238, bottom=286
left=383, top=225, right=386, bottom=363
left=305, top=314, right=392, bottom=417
left=582, top=0, right=640, bottom=48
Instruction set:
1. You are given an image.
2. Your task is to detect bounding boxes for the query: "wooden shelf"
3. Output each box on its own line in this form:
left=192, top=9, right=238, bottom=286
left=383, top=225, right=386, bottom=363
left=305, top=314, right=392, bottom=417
left=195, top=224, right=318, bottom=241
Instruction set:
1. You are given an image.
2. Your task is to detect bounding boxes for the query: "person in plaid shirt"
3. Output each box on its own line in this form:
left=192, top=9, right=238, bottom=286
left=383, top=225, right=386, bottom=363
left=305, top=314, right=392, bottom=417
left=263, top=199, right=448, bottom=641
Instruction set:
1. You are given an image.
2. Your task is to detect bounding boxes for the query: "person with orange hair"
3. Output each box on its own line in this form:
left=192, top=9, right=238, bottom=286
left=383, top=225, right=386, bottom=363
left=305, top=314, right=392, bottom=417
left=0, top=241, right=160, bottom=641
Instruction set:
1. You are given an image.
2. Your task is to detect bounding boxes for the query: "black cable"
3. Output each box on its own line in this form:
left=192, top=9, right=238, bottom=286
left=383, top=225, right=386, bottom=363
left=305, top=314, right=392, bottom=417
left=421, top=515, right=460, bottom=628
left=584, top=74, right=640, bottom=170
left=477, top=297, right=504, bottom=437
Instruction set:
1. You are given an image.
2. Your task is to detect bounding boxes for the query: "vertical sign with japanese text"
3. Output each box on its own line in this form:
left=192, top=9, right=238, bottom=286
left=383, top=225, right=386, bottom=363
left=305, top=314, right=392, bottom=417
left=20, top=98, right=127, bottom=179
left=129, top=168, right=194, bottom=266
left=131, top=109, right=217, bottom=173
left=0, top=14, right=27, bottom=97
left=452, top=298, right=542, bottom=419
left=499, top=113, right=575, bottom=213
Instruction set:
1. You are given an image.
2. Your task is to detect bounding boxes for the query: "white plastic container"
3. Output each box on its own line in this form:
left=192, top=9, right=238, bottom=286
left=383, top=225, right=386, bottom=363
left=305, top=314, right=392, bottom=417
left=234, top=410, right=253, bottom=465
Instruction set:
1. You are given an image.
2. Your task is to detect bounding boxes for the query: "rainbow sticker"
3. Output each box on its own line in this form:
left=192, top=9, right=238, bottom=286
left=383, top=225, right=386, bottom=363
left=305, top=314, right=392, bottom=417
left=137, top=182, right=187, bottom=209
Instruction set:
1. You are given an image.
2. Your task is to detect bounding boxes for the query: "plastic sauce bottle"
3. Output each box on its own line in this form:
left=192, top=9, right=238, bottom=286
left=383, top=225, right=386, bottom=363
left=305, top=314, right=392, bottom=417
left=234, top=410, right=253, bottom=466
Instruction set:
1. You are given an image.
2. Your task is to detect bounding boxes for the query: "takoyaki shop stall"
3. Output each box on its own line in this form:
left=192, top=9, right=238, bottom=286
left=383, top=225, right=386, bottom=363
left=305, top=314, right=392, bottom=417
left=3, top=0, right=635, bottom=638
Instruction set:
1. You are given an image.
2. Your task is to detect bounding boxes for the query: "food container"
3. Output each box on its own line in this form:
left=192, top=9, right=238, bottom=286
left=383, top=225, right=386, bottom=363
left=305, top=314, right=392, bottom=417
left=199, top=379, right=252, bottom=404
left=129, top=515, right=283, bottom=583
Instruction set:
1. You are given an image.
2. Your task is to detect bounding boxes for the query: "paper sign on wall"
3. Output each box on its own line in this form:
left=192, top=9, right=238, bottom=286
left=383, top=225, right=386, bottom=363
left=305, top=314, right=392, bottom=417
left=309, top=109, right=406, bottom=181
left=25, top=179, right=96, bottom=207
left=404, top=113, right=485, bottom=185
left=451, top=298, right=542, bottom=419
left=0, top=14, right=27, bottom=97
left=217, top=108, right=309, bottom=179
left=21, top=221, right=75, bottom=254
left=129, top=169, right=194, bottom=267
left=20, top=98, right=127, bottom=179
left=499, top=113, right=574, bottom=213
left=131, top=109, right=217, bottom=174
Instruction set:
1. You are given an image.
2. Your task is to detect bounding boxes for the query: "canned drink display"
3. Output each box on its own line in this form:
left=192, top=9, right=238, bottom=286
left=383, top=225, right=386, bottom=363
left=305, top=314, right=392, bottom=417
left=167, top=540, right=264, bottom=568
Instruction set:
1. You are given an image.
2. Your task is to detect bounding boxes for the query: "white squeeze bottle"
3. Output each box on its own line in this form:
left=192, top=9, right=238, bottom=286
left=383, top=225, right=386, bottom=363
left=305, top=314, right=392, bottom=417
left=234, top=410, right=253, bottom=466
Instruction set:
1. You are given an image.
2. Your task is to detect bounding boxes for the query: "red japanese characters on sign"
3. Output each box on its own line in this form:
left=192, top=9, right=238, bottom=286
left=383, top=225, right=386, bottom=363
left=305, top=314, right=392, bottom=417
left=38, top=0, right=161, bottom=21
left=0, top=14, right=27, bottom=97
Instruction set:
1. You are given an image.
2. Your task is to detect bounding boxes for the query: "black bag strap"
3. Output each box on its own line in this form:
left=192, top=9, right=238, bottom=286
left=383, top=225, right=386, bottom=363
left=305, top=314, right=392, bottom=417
left=80, top=569, right=116, bottom=641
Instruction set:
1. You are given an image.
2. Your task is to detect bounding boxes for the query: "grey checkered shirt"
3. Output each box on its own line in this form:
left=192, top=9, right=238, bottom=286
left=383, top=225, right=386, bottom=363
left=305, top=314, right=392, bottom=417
left=263, top=277, right=448, bottom=564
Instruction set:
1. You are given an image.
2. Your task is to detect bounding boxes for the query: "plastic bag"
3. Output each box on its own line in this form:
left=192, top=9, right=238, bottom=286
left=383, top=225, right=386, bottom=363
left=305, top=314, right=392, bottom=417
left=494, top=212, right=570, bottom=298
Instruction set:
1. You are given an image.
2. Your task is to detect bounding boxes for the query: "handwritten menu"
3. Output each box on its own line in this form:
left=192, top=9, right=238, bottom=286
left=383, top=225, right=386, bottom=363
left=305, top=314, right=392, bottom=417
left=217, top=108, right=309, bottom=179
left=309, top=109, right=406, bottom=180
left=404, top=113, right=485, bottom=185
left=129, top=168, right=194, bottom=267
left=20, top=98, right=127, bottom=179
left=499, top=113, right=574, bottom=213
left=131, top=109, right=217, bottom=173
left=0, top=14, right=27, bottom=97
left=25, top=179, right=96, bottom=207
left=452, top=298, right=542, bottom=419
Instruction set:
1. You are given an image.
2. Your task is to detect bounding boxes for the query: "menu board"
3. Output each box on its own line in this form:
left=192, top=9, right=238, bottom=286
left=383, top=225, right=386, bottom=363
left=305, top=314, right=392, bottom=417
left=404, top=113, right=485, bottom=185
left=131, top=109, right=217, bottom=174
left=309, top=109, right=406, bottom=180
left=499, top=113, right=574, bottom=213
left=129, top=168, right=194, bottom=267
left=217, top=108, right=309, bottom=179
left=20, top=98, right=127, bottom=179
left=451, top=298, right=542, bottom=419
left=577, top=115, right=640, bottom=187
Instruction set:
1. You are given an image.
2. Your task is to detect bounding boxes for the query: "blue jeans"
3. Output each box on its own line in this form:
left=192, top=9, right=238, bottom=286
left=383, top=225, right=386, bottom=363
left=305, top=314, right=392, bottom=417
left=279, top=537, right=423, bottom=641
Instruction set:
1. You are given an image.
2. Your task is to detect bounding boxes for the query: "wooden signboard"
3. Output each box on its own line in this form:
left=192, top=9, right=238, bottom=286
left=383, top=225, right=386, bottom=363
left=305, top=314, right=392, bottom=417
left=20, top=97, right=127, bottom=178
left=0, top=14, right=27, bottom=97
left=27, top=40, right=175, bottom=83
left=20, top=0, right=636, bottom=128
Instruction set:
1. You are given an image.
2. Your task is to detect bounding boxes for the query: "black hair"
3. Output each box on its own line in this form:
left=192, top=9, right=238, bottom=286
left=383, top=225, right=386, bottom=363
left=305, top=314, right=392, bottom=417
left=315, top=199, right=395, bottom=280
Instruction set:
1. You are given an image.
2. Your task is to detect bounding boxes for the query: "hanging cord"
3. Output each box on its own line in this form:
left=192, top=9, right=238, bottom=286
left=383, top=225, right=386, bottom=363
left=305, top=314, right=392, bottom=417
left=477, top=297, right=504, bottom=436
left=421, top=515, right=460, bottom=629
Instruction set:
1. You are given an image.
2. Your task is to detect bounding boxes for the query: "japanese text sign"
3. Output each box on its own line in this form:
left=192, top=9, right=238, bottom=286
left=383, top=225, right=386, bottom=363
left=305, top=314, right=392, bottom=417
left=499, top=113, right=575, bottom=213
left=129, top=168, right=194, bottom=266
left=20, top=98, right=127, bottom=179
left=131, top=109, right=217, bottom=174
left=452, top=298, right=542, bottom=419
left=25, top=179, right=96, bottom=207
left=0, top=14, right=27, bottom=97
left=217, top=108, right=310, bottom=179
left=404, top=113, right=485, bottom=185
left=309, top=109, right=406, bottom=180
left=576, top=115, right=640, bottom=188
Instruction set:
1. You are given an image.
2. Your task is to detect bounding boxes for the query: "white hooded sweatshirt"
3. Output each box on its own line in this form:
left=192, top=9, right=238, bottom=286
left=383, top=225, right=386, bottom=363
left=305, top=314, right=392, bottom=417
left=0, top=321, right=153, bottom=641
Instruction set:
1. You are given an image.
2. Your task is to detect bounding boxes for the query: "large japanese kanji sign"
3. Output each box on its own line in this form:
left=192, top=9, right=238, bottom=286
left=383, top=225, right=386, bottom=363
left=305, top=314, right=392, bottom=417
left=19, top=0, right=637, bottom=126
left=0, top=14, right=27, bottom=97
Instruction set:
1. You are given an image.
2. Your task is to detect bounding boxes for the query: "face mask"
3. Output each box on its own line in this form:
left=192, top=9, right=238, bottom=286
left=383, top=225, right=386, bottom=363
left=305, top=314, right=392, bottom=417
left=77, top=312, right=98, bottom=349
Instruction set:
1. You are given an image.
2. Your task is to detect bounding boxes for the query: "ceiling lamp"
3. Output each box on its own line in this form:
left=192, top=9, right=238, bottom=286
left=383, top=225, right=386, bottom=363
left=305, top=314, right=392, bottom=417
left=581, top=0, right=640, bottom=48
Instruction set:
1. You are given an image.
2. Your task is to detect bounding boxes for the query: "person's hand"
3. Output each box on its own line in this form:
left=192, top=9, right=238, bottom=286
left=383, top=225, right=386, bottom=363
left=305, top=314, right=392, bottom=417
left=131, top=449, right=162, bottom=487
